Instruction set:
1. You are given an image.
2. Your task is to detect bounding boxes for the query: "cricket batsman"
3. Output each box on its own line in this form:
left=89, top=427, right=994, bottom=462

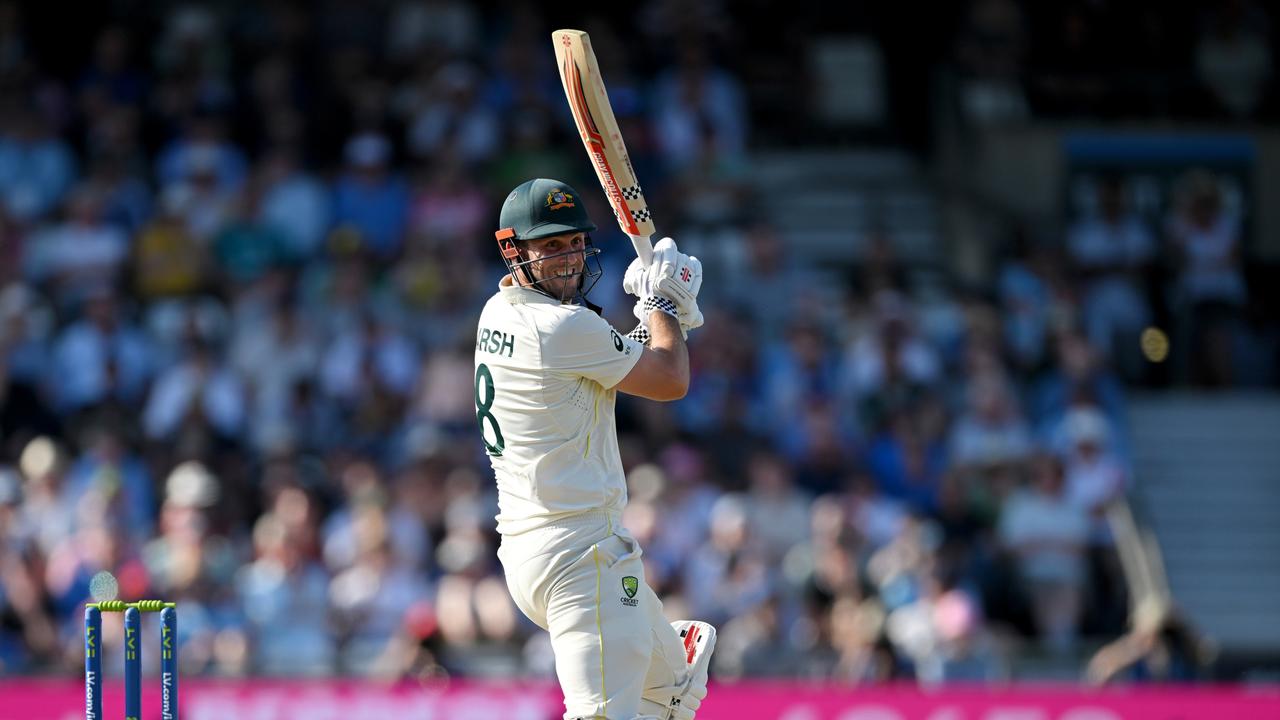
left=475, top=178, right=715, bottom=719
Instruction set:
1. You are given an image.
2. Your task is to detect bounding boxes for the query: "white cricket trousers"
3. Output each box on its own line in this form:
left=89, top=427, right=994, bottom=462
left=498, top=509, right=687, bottom=720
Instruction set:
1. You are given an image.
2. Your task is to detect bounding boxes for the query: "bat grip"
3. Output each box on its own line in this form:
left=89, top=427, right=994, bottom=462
left=628, top=234, right=654, bottom=265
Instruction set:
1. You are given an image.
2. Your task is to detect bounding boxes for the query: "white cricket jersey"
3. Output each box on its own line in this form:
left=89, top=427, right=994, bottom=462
left=475, top=276, right=643, bottom=535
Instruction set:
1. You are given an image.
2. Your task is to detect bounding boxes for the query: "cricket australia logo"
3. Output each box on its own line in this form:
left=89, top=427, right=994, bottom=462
left=621, top=576, right=639, bottom=606
left=546, top=189, right=576, bottom=210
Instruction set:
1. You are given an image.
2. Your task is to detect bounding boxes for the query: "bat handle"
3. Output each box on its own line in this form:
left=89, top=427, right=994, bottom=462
left=628, top=233, right=654, bottom=266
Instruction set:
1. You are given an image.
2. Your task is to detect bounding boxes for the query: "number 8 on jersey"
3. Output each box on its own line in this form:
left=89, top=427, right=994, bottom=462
left=474, top=363, right=504, bottom=456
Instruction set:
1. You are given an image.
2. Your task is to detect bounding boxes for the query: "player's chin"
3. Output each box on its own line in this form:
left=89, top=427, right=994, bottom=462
left=551, top=271, right=584, bottom=300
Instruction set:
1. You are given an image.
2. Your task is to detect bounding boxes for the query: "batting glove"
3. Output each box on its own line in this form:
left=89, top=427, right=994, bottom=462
left=626, top=238, right=704, bottom=336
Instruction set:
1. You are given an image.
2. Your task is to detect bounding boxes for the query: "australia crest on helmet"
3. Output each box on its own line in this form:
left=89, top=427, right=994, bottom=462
left=546, top=188, right=576, bottom=210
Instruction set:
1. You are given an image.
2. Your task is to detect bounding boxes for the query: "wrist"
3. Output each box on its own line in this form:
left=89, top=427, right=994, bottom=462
left=646, top=309, right=687, bottom=342
left=643, top=294, right=679, bottom=321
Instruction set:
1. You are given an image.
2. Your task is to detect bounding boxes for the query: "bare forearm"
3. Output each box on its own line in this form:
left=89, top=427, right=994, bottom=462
left=616, top=311, right=689, bottom=400
left=647, top=311, right=688, bottom=385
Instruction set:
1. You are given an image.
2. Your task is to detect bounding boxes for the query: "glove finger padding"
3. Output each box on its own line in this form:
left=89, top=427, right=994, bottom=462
left=623, top=257, right=649, bottom=298
left=686, top=255, right=703, bottom=298
left=678, top=256, right=704, bottom=333
left=652, top=254, right=701, bottom=318
left=681, top=305, right=704, bottom=332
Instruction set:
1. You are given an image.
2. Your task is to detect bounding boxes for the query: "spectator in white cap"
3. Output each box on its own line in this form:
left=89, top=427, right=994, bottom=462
left=172, top=143, right=239, bottom=241
left=949, top=373, right=1032, bottom=469
left=999, top=452, right=1090, bottom=654
left=1062, top=406, right=1127, bottom=540
left=165, top=460, right=221, bottom=508
left=684, top=493, right=771, bottom=627
left=146, top=461, right=223, bottom=592
left=16, top=437, right=74, bottom=557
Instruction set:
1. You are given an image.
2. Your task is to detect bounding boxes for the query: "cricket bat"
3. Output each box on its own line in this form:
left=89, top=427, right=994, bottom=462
left=553, top=29, right=655, bottom=265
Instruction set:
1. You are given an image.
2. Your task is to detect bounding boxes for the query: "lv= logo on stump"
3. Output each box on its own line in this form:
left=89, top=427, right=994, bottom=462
left=85, top=601, right=179, bottom=719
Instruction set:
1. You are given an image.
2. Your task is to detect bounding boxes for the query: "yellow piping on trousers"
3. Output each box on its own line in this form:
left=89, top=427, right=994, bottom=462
left=592, top=543, right=606, bottom=715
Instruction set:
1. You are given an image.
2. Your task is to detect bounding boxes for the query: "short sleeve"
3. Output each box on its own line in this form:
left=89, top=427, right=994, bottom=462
left=542, top=308, right=643, bottom=388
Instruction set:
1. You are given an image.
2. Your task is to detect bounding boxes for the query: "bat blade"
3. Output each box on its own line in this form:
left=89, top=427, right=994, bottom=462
left=552, top=28, right=654, bottom=265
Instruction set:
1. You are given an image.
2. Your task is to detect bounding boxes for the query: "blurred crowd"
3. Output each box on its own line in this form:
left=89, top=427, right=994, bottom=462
left=0, top=0, right=1251, bottom=686
left=953, top=0, right=1279, bottom=126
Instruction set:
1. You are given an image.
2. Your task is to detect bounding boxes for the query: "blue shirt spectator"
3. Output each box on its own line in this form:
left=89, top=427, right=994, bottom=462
left=0, top=107, right=77, bottom=222
left=155, top=113, right=248, bottom=193
left=64, top=429, right=155, bottom=544
left=258, top=147, right=331, bottom=261
left=49, top=292, right=153, bottom=412
left=332, top=133, right=409, bottom=259
left=866, top=410, right=948, bottom=516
